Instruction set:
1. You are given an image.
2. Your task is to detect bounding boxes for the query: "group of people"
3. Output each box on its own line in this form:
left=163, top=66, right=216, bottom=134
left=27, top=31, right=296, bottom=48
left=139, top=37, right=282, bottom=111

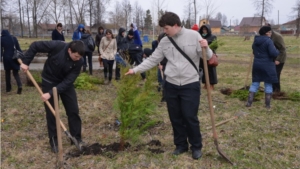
left=1, top=11, right=286, bottom=160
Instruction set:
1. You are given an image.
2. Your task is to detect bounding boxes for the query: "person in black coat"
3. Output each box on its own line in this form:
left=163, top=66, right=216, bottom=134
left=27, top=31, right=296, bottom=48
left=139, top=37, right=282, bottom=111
left=80, top=30, right=95, bottom=75
left=95, top=26, right=105, bottom=67
left=20, top=40, right=86, bottom=153
left=51, top=23, right=65, bottom=41
left=198, top=24, right=218, bottom=90
left=246, top=26, right=279, bottom=109
left=115, top=27, right=126, bottom=80
left=1, top=30, right=23, bottom=94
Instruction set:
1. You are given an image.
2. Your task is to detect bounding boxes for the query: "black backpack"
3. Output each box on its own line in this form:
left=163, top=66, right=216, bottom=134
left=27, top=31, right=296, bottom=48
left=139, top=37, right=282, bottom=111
left=87, top=36, right=95, bottom=51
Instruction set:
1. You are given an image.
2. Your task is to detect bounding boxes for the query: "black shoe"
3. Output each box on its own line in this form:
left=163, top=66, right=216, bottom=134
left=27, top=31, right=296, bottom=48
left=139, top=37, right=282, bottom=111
left=6, top=86, right=11, bottom=92
left=172, top=148, right=188, bottom=155
left=192, top=150, right=202, bottom=159
left=160, top=97, right=166, bottom=102
left=17, top=88, right=22, bottom=94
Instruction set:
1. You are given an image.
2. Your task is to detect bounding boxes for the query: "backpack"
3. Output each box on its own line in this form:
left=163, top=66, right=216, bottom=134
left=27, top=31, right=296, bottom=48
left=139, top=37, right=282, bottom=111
left=87, top=36, right=95, bottom=51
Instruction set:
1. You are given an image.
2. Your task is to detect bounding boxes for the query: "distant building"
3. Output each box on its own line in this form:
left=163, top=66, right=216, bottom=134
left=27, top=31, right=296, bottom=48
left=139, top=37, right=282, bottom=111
left=199, top=19, right=222, bottom=34
left=239, top=17, right=266, bottom=35
left=280, top=19, right=299, bottom=35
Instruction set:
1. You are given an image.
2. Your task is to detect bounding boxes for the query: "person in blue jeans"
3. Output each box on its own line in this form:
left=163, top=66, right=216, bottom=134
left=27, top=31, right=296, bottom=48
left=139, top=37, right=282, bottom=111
left=246, top=26, right=279, bottom=109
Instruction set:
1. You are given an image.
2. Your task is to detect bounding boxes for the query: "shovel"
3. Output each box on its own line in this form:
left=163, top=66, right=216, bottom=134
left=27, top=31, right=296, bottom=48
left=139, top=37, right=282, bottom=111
left=243, top=55, right=253, bottom=89
left=16, top=58, right=82, bottom=151
left=206, top=111, right=248, bottom=130
left=202, top=47, right=234, bottom=165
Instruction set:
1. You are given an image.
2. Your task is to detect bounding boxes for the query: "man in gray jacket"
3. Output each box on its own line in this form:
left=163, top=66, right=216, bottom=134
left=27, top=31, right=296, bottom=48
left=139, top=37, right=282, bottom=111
left=125, top=12, right=212, bottom=159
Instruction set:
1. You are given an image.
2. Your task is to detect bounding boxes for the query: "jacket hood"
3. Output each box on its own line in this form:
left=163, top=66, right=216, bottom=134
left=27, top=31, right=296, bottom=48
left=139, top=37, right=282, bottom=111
left=199, top=24, right=212, bottom=37
left=1, top=30, right=10, bottom=36
left=77, top=24, right=85, bottom=31
left=81, top=33, right=91, bottom=39
left=118, top=28, right=126, bottom=37
left=253, top=35, right=269, bottom=46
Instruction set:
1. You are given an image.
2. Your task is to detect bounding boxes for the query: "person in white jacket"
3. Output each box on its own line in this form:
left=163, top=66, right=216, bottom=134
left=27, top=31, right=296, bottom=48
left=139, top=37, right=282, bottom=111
left=125, top=12, right=213, bottom=160
left=100, top=29, right=117, bottom=84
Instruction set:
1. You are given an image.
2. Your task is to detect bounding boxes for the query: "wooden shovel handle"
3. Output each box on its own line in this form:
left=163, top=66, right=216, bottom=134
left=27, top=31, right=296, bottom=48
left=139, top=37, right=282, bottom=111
left=17, top=58, right=67, bottom=131
left=206, top=116, right=237, bottom=130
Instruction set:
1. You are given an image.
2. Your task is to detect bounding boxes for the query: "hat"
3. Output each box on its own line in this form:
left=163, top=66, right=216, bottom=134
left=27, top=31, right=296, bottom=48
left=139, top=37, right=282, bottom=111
left=259, top=26, right=272, bottom=35
left=143, top=48, right=152, bottom=57
left=191, top=24, right=199, bottom=31
left=128, top=29, right=134, bottom=36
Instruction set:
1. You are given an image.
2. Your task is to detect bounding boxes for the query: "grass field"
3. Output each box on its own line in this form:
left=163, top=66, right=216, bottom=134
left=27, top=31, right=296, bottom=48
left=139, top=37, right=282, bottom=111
left=1, top=36, right=300, bottom=169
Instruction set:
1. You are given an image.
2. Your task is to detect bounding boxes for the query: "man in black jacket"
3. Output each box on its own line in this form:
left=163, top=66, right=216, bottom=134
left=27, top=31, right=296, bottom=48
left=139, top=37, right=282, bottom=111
left=20, top=40, right=85, bottom=153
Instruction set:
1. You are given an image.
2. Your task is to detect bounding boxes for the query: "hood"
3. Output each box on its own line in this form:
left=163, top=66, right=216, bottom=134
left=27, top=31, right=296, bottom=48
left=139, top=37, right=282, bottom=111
left=253, top=35, right=269, bottom=46
left=81, top=33, right=91, bottom=39
left=143, top=48, right=152, bottom=57
left=118, top=28, right=126, bottom=37
left=1, top=30, right=10, bottom=36
left=77, top=24, right=85, bottom=31
left=199, top=24, right=212, bottom=38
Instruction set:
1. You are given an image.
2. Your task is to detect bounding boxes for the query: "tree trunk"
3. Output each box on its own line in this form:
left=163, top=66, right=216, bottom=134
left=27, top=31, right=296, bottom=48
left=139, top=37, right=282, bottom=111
left=18, top=0, right=23, bottom=37
left=26, top=1, right=31, bottom=38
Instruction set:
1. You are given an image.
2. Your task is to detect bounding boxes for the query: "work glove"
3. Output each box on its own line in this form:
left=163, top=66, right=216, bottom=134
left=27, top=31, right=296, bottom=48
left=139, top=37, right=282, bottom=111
left=132, top=23, right=137, bottom=31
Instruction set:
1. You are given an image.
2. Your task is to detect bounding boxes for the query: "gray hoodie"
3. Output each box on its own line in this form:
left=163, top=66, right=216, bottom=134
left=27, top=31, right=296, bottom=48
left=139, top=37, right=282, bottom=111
left=133, top=27, right=213, bottom=86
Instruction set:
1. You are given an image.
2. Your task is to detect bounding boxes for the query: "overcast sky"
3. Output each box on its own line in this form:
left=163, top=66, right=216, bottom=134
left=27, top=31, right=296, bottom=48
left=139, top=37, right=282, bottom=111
left=129, top=0, right=296, bottom=25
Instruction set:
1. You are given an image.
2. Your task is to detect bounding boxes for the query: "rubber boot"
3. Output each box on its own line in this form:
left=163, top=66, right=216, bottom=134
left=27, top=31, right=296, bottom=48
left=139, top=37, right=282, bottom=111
left=265, top=93, right=272, bottom=109
left=246, top=92, right=255, bottom=107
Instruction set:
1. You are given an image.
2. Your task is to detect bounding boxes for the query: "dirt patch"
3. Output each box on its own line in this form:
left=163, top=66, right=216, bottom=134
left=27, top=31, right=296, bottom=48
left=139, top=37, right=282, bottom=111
left=66, top=140, right=164, bottom=159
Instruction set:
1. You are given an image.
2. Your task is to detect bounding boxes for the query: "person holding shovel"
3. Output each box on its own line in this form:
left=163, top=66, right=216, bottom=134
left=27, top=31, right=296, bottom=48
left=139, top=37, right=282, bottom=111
left=125, top=12, right=213, bottom=159
left=20, top=40, right=86, bottom=153
left=246, top=26, right=279, bottom=109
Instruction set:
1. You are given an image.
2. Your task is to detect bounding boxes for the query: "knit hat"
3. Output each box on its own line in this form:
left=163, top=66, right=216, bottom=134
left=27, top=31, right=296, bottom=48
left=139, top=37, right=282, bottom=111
left=259, top=26, right=272, bottom=35
left=143, top=48, right=152, bottom=57
left=191, top=24, right=199, bottom=31
left=128, top=29, right=134, bottom=36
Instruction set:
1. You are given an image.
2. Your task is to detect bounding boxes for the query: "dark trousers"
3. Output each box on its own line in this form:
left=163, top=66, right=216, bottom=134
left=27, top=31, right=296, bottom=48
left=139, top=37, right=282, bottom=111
left=164, top=81, right=203, bottom=151
left=5, top=69, right=22, bottom=90
left=273, top=63, right=284, bottom=92
left=103, top=59, right=114, bottom=81
left=42, top=80, right=82, bottom=146
left=82, top=52, right=93, bottom=75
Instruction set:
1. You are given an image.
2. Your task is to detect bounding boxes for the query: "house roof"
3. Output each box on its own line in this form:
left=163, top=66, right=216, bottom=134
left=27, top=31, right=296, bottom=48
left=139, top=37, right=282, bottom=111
left=282, top=19, right=298, bottom=25
left=239, top=17, right=265, bottom=27
left=200, top=19, right=221, bottom=28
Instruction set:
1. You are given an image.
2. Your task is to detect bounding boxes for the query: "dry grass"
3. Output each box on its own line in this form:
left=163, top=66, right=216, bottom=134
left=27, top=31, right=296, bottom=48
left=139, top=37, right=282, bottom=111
left=1, top=37, right=300, bottom=168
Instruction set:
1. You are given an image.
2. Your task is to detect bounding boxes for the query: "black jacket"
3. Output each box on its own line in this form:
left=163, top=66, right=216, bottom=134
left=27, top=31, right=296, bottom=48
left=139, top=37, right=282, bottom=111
left=81, top=33, right=95, bottom=52
left=116, top=28, right=126, bottom=52
left=1, top=30, right=22, bottom=70
left=199, top=24, right=217, bottom=53
left=22, top=41, right=83, bottom=95
left=51, top=29, right=65, bottom=41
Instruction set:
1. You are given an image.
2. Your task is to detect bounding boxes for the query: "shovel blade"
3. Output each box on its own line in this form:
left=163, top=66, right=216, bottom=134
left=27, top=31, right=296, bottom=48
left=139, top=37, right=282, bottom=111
left=64, top=131, right=82, bottom=151
left=214, top=139, right=234, bottom=165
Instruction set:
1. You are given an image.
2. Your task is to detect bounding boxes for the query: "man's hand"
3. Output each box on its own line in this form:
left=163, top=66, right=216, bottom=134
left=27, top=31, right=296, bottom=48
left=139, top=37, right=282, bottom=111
left=41, top=93, right=51, bottom=102
left=158, top=64, right=163, bottom=70
left=275, top=61, right=280, bottom=65
left=20, top=63, right=29, bottom=72
left=199, top=39, right=208, bottom=48
left=125, top=69, right=135, bottom=75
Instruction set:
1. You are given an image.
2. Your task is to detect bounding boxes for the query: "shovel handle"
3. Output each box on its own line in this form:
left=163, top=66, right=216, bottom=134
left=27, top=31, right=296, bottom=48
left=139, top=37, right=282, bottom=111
left=17, top=59, right=68, bottom=131
left=206, top=116, right=237, bottom=130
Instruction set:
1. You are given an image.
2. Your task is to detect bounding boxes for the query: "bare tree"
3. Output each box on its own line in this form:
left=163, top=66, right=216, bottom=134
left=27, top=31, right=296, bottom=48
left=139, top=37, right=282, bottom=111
left=48, top=0, right=66, bottom=23
left=25, top=0, right=31, bottom=37
left=183, top=0, right=193, bottom=27
left=18, top=0, right=23, bottom=37
left=109, top=1, right=125, bottom=30
left=132, top=1, right=144, bottom=29
left=192, top=0, right=200, bottom=25
left=202, top=0, right=218, bottom=21
left=291, top=0, right=300, bottom=38
left=153, top=0, right=167, bottom=24
left=222, top=14, right=227, bottom=26
left=251, top=0, right=274, bottom=26
left=215, top=12, right=222, bottom=21
left=121, top=0, right=132, bottom=30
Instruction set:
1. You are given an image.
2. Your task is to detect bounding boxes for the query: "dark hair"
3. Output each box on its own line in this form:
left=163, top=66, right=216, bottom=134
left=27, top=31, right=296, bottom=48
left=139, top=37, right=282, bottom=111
left=68, top=40, right=85, bottom=56
left=159, top=12, right=181, bottom=27
left=105, top=29, right=114, bottom=38
left=98, top=26, right=104, bottom=31
left=57, top=23, right=62, bottom=27
left=85, top=30, right=92, bottom=35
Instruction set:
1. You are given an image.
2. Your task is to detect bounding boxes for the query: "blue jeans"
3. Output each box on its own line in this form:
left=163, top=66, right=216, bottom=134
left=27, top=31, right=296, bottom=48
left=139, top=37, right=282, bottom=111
left=115, top=53, right=126, bottom=67
left=249, top=82, right=273, bottom=94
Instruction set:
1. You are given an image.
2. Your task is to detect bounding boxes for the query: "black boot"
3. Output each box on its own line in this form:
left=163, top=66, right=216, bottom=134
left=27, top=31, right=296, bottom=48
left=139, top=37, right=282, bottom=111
left=17, top=87, right=22, bottom=94
left=246, top=92, right=255, bottom=107
left=89, top=67, right=93, bottom=75
left=83, top=65, right=87, bottom=72
left=6, top=84, right=11, bottom=92
left=265, top=93, right=272, bottom=109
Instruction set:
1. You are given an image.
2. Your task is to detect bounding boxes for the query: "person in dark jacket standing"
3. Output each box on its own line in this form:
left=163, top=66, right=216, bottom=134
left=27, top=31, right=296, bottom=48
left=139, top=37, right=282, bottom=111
left=198, top=24, right=218, bottom=90
left=269, top=25, right=286, bottom=92
left=95, top=26, right=105, bottom=67
left=115, top=27, right=126, bottom=80
left=246, top=26, right=279, bottom=109
left=52, top=23, right=65, bottom=41
left=20, top=40, right=86, bottom=153
left=1, top=30, right=23, bottom=94
left=80, top=30, right=95, bottom=74
left=72, top=24, right=85, bottom=40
